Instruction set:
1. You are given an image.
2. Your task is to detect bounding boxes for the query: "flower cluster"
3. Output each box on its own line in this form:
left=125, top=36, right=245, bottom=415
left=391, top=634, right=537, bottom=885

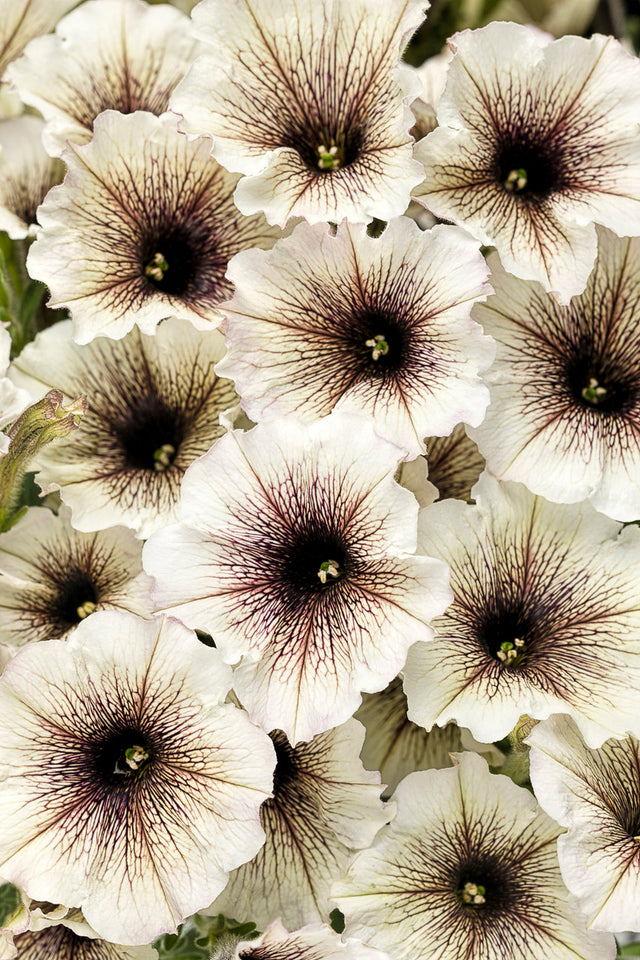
left=0, top=1, right=639, bottom=959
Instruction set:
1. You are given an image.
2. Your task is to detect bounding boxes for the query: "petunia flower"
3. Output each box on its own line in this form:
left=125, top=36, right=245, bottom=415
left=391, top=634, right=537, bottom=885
left=9, top=317, right=238, bottom=538
left=0, top=611, right=276, bottom=945
left=0, top=506, right=152, bottom=645
left=207, top=718, right=388, bottom=928
left=230, top=919, right=387, bottom=960
left=332, top=751, right=612, bottom=960
left=469, top=232, right=640, bottom=522
left=144, top=413, right=452, bottom=743
left=13, top=912, right=157, bottom=960
left=217, top=218, right=493, bottom=457
left=6, top=0, right=204, bottom=157
left=170, top=0, right=428, bottom=226
left=0, top=0, right=77, bottom=79
left=414, top=23, right=640, bottom=303
left=26, top=110, right=282, bottom=343
left=528, top=716, right=640, bottom=932
left=0, top=116, right=63, bottom=239
left=402, top=472, right=640, bottom=746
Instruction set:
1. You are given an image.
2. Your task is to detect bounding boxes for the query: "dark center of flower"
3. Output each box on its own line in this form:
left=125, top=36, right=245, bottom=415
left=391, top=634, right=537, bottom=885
left=342, top=308, right=407, bottom=379
left=141, top=227, right=199, bottom=296
left=565, top=355, right=634, bottom=415
left=497, top=140, right=558, bottom=198
left=55, top=573, right=99, bottom=630
left=454, top=853, right=513, bottom=918
left=114, top=396, right=183, bottom=471
left=477, top=609, right=530, bottom=669
left=93, top=728, right=154, bottom=784
left=270, top=730, right=299, bottom=795
left=282, top=531, right=350, bottom=594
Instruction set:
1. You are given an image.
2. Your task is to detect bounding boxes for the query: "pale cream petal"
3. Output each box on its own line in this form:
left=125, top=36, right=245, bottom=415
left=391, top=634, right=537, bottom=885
left=9, top=318, right=238, bottom=538
left=209, top=719, right=388, bottom=928
left=27, top=111, right=282, bottom=343
left=145, top=414, right=452, bottom=743
left=0, top=613, right=275, bottom=945
left=171, top=0, right=427, bottom=224
left=236, top=920, right=387, bottom=960
left=404, top=473, right=640, bottom=746
left=415, top=25, right=640, bottom=302
left=332, top=752, right=612, bottom=960
left=0, top=0, right=77, bottom=78
left=218, top=218, right=493, bottom=457
left=6, top=0, right=204, bottom=156
left=0, top=506, right=153, bottom=644
left=529, top=717, right=640, bottom=932
left=0, top=116, right=62, bottom=238
left=470, top=233, right=640, bottom=521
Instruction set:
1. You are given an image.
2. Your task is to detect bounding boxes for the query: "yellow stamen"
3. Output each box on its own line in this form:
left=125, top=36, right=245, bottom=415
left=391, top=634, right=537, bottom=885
left=504, top=168, right=528, bottom=193
left=76, top=600, right=97, bottom=620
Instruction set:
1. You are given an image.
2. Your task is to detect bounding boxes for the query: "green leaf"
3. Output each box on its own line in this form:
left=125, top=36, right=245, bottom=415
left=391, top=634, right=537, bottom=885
left=19, top=471, right=43, bottom=509
left=0, top=267, right=9, bottom=311
left=619, top=944, right=640, bottom=957
left=0, top=883, right=23, bottom=927
left=19, top=280, right=45, bottom=329
left=193, top=913, right=259, bottom=950
left=154, top=921, right=209, bottom=960
left=329, top=908, right=345, bottom=934
left=9, top=279, right=47, bottom=354
left=0, top=233, right=23, bottom=299
left=154, top=915, right=260, bottom=960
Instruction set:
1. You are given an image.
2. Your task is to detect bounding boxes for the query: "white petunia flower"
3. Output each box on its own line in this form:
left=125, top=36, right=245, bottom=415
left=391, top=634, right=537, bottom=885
left=217, top=219, right=493, bottom=457
left=7, top=0, right=204, bottom=157
left=13, top=912, right=157, bottom=960
left=170, top=0, right=428, bottom=226
left=332, top=752, right=612, bottom=960
left=231, top=920, right=387, bottom=960
left=0, top=0, right=77, bottom=79
left=208, top=719, right=388, bottom=928
left=403, top=472, right=640, bottom=746
left=9, top=318, right=238, bottom=538
left=26, top=111, right=282, bottom=344
left=414, top=23, right=640, bottom=303
left=0, top=506, right=152, bottom=645
left=0, top=611, right=276, bottom=945
left=0, top=116, right=63, bottom=239
left=469, top=232, right=640, bottom=522
left=528, top=716, right=640, bottom=932
left=144, top=413, right=452, bottom=743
